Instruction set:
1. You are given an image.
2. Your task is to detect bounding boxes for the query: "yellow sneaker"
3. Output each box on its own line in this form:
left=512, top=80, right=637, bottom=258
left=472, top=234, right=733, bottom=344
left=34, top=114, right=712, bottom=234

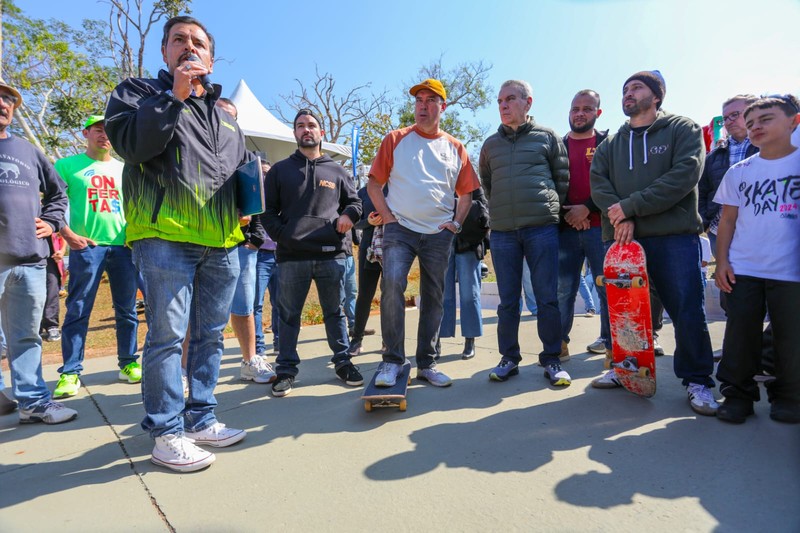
left=118, top=362, right=142, bottom=383
left=53, top=374, right=81, bottom=398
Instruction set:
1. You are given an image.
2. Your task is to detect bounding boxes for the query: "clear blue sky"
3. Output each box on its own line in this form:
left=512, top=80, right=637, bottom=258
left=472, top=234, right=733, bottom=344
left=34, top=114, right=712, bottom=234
left=18, top=0, right=800, bottom=152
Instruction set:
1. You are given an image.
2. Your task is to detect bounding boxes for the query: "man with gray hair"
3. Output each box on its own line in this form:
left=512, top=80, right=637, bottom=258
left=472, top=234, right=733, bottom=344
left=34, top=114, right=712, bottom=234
left=698, top=94, right=759, bottom=256
left=479, top=80, right=571, bottom=387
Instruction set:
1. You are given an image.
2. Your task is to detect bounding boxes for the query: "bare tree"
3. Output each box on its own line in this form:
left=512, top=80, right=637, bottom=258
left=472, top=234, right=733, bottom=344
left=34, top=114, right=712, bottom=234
left=272, top=65, right=391, bottom=148
left=105, top=0, right=191, bottom=79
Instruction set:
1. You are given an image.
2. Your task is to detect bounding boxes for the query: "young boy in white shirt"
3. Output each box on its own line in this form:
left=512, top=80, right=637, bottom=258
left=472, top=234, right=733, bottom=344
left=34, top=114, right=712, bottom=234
left=714, top=95, right=800, bottom=424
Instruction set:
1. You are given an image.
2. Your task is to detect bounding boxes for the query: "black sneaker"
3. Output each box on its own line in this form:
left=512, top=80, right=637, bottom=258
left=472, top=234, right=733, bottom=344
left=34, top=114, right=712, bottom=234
left=271, top=375, right=294, bottom=397
left=716, top=397, right=754, bottom=424
left=335, top=364, right=364, bottom=386
left=770, top=399, right=800, bottom=424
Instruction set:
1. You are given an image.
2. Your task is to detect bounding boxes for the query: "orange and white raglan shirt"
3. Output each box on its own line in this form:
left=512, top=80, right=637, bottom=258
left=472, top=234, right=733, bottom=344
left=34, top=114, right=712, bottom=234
left=370, top=125, right=480, bottom=234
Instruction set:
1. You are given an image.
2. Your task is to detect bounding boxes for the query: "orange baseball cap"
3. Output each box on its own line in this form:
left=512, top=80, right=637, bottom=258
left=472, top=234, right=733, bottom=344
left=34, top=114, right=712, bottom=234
left=409, top=79, right=446, bottom=101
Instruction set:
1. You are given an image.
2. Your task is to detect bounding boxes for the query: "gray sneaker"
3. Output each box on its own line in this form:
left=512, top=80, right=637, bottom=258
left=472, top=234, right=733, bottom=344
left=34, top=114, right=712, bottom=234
left=417, top=366, right=452, bottom=387
left=19, top=401, right=77, bottom=424
left=240, top=355, right=277, bottom=384
left=374, top=362, right=403, bottom=387
left=489, top=358, right=519, bottom=381
left=587, top=337, right=606, bottom=354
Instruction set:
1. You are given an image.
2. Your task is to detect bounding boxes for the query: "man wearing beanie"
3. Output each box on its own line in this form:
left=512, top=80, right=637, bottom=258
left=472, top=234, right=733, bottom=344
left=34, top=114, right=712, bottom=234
left=590, top=70, right=719, bottom=416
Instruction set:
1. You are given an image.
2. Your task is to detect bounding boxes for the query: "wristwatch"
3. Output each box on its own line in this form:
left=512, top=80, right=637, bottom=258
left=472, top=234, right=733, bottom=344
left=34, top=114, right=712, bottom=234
left=452, top=220, right=462, bottom=234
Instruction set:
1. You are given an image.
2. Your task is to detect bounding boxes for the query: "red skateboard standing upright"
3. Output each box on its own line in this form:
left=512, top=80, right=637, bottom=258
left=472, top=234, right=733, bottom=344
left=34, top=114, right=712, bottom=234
left=597, top=241, right=656, bottom=398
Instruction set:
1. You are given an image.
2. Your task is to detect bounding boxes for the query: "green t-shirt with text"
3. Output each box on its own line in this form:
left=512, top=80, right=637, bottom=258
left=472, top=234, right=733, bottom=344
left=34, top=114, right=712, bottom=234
left=54, top=153, right=126, bottom=246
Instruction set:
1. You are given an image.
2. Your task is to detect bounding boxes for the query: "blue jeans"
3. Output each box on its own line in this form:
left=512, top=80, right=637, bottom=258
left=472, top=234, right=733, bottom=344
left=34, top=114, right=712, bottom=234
left=380, top=223, right=453, bottom=368
left=0, top=264, right=51, bottom=409
left=440, top=248, right=483, bottom=338
left=557, top=226, right=608, bottom=345
left=132, top=239, right=239, bottom=438
left=578, top=263, right=598, bottom=311
left=254, top=250, right=279, bottom=354
left=60, top=245, right=138, bottom=375
left=275, top=258, right=350, bottom=376
left=708, top=231, right=717, bottom=259
left=491, top=225, right=561, bottom=365
left=601, top=234, right=714, bottom=387
left=230, top=245, right=258, bottom=316
left=344, top=254, right=357, bottom=330
left=521, top=261, right=538, bottom=314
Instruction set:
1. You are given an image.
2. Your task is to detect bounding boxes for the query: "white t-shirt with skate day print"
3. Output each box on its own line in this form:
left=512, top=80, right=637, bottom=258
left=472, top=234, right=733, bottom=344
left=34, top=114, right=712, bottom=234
left=714, top=149, right=800, bottom=282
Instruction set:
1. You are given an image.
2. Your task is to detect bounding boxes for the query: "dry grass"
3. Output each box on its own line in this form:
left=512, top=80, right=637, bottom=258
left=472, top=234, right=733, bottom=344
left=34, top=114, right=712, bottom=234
left=28, top=246, right=423, bottom=366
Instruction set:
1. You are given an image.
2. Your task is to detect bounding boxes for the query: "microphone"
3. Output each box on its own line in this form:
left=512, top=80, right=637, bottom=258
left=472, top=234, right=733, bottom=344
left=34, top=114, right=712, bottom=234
left=187, top=54, right=215, bottom=95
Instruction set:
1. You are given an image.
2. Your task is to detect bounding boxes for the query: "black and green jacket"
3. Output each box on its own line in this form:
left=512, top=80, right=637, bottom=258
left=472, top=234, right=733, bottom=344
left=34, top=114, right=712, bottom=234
left=590, top=110, right=705, bottom=242
left=105, top=70, right=249, bottom=248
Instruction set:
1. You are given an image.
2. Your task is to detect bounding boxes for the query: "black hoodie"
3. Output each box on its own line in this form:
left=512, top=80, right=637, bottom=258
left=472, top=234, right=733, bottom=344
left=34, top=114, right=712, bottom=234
left=262, top=150, right=361, bottom=263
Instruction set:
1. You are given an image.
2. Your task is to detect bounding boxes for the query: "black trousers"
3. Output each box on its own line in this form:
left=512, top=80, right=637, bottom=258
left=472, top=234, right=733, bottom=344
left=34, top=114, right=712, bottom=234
left=40, top=257, right=61, bottom=331
left=716, top=275, right=800, bottom=404
left=351, top=246, right=381, bottom=343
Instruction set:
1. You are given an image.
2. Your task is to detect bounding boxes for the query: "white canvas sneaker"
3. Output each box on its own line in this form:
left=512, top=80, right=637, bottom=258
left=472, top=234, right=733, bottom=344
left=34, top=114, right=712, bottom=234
left=151, top=433, right=215, bottom=473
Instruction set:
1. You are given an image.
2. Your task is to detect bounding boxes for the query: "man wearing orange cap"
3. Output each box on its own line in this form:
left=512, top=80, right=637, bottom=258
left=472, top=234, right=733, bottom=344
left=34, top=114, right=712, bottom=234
left=367, top=79, right=480, bottom=388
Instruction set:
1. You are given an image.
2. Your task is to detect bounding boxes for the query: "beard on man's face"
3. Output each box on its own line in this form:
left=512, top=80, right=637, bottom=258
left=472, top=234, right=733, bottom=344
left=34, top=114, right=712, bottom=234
left=569, top=116, right=596, bottom=134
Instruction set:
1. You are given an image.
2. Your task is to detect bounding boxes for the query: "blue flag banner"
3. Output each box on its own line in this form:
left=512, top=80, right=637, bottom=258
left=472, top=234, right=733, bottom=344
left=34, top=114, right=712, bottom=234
left=351, top=124, right=360, bottom=184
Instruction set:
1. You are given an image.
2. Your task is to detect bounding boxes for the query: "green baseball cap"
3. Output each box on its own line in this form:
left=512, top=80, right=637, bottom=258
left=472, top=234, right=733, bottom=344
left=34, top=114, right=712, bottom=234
left=83, top=115, right=105, bottom=129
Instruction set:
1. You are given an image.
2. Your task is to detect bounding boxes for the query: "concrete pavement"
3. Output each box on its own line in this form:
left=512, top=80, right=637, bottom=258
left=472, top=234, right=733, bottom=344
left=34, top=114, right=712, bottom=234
left=1, top=308, right=798, bottom=532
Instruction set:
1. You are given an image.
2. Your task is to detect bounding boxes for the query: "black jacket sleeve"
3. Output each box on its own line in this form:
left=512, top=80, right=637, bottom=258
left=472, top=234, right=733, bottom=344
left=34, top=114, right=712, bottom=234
left=105, top=77, right=185, bottom=165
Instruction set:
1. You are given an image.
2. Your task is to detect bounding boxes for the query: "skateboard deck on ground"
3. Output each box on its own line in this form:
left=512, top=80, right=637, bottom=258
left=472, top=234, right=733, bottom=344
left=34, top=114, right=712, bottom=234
left=598, top=241, right=656, bottom=398
left=362, top=361, right=412, bottom=412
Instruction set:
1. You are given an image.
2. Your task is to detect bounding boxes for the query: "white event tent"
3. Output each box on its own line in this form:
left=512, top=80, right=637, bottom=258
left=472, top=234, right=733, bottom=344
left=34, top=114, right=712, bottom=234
left=229, top=79, right=351, bottom=163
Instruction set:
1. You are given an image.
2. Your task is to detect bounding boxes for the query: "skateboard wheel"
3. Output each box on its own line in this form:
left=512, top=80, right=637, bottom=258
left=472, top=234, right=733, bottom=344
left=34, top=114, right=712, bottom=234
left=632, top=276, right=645, bottom=288
left=364, top=401, right=372, bottom=412
left=399, top=399, right=407, bottom=412
left=595, top=275, right=605, bottom=287
left=638, top=367, right=650, bottom=378
left=604, top=358, right=612, bottom=369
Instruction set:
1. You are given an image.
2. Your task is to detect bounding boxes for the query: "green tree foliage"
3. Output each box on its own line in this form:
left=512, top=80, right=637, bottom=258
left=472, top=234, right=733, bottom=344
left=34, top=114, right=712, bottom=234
left=357, top=57, right=493, bottom=166
left=2, top=1, right=119, bottom=158
left=357, top=111, right=394, bottom=170
left=398, top=57, right=493, bottom=149
left=0, top=0, right=191, bottom=160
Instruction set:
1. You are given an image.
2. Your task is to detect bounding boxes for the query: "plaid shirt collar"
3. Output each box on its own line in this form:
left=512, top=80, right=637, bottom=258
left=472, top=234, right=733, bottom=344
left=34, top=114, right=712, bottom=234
left=728, top=136, right=752, bottom=165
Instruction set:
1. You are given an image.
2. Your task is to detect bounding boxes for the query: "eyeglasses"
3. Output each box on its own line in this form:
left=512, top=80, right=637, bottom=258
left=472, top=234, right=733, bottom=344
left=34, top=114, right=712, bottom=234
left=722, top=111, right=741, bottom=123
left=0, top=93, right=19, bottom=107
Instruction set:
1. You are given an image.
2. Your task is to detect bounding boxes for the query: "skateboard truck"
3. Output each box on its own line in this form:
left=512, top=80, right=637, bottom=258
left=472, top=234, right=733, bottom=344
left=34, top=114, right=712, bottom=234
left=612, top=356, right=652, bottom=378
